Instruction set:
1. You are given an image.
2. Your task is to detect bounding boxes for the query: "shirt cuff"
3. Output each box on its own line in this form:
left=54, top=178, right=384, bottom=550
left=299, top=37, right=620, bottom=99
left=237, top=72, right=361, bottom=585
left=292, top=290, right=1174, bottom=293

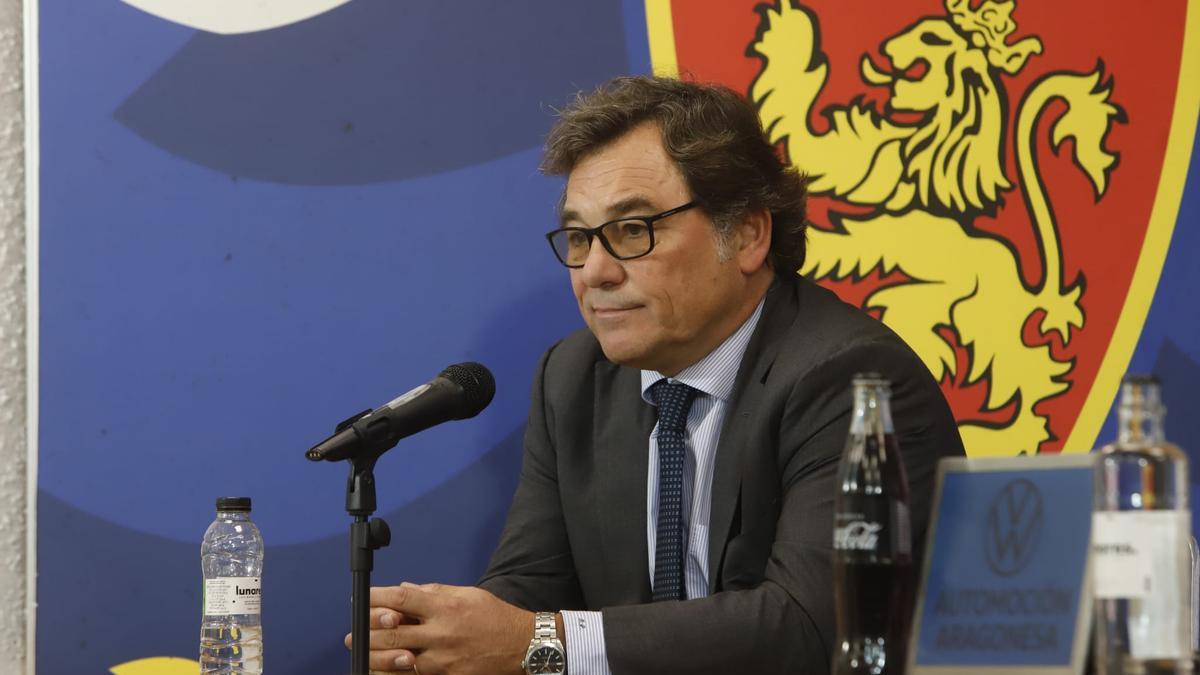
left=560, top=610, right=612, bottom=675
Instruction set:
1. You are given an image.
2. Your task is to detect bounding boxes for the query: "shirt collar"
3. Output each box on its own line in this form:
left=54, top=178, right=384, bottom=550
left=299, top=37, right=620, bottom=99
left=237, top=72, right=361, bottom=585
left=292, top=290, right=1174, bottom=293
left=640, top=295, right=766, bottom=404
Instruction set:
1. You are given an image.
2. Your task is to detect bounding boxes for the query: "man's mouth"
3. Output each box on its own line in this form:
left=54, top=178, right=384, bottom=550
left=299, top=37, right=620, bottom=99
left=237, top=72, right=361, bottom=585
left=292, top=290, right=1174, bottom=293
left=592, top=305, right=641, bottom=316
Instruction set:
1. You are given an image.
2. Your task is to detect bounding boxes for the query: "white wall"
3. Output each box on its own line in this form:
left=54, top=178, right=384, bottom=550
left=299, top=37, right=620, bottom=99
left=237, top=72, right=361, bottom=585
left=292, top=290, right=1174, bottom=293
left=0, top=0, right=26, bottom=670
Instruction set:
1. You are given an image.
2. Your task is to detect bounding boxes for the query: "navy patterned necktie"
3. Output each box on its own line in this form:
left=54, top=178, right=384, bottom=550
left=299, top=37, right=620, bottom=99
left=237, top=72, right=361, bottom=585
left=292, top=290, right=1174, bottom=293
left=650, top=379, right=698, bottom=602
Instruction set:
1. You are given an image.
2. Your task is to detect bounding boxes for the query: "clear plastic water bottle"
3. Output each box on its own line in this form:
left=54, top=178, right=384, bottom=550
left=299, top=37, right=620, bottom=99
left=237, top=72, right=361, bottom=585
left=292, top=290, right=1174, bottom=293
left=200, top=497, right=264, bottom=674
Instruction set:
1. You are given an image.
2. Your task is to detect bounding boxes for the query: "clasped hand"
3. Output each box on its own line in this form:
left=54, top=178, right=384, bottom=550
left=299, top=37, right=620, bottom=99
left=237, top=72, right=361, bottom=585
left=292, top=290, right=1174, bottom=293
left=344, top=583, right=532, bottom=675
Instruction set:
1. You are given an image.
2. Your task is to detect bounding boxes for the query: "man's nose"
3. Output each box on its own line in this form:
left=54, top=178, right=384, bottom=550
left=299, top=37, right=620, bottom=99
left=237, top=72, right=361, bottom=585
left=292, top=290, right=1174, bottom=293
left=577, top=236, right=625, bottom=288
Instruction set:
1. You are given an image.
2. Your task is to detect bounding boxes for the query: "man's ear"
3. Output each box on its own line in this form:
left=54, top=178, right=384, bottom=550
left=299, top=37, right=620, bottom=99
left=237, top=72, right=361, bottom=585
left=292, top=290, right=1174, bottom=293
left=733, top=208, right=772, bottom=275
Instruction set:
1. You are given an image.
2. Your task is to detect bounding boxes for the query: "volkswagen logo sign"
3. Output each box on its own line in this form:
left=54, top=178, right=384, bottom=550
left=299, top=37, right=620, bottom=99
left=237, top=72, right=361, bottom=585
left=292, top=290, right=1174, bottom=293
left=984, top=479, right=1044, bottom=576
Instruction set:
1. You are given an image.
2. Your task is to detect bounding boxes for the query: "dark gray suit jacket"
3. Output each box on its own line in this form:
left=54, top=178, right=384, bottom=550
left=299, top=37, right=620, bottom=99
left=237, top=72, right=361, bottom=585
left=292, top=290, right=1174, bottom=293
left=480, top=275, right=965, bottom=674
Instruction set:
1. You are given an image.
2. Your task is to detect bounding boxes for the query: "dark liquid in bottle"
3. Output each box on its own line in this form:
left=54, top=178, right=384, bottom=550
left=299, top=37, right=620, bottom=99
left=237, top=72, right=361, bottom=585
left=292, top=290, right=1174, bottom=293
left=832, top=432, right=913, bottom=675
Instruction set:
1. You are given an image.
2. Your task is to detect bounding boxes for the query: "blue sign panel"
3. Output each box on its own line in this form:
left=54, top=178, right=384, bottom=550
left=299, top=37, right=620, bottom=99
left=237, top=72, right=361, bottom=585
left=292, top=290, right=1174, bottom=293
left=912, top=458, right=1094, bottom=671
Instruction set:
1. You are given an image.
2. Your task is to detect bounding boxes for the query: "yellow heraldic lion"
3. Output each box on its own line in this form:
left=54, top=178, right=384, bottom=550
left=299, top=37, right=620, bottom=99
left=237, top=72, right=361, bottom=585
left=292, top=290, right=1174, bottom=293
left=751, top=0, right=1124, bottom=455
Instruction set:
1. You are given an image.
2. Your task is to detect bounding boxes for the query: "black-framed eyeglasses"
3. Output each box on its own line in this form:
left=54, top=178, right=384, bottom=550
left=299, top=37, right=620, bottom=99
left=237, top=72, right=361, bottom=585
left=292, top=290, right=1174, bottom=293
left=544, top=202, right=696, bottom=268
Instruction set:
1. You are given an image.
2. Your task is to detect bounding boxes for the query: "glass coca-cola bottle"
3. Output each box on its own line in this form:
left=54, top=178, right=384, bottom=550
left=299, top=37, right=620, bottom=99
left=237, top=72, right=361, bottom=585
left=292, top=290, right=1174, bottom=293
left=832, top=374, right=913, bottom=675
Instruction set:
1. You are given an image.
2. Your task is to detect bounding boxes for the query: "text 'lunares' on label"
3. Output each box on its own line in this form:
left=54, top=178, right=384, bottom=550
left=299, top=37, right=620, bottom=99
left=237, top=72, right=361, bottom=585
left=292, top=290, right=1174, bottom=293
left=203, top=577, right=262, bottom=616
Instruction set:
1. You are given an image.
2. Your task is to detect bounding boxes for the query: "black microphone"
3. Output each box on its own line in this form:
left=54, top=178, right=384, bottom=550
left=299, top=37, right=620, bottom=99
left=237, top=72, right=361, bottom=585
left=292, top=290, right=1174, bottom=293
left=306, top=362, right=495, bottom=462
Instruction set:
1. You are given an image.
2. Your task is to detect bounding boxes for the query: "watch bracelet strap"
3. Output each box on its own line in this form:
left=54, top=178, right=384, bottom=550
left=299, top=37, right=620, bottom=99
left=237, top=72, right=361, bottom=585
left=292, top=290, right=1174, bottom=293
left=534, top=611, right=557, bottom=641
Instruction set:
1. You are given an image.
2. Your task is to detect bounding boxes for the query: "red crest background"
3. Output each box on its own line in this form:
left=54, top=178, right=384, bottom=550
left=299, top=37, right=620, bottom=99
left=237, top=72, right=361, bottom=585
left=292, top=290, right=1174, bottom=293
left=665, top=0, right=1190, bottom=453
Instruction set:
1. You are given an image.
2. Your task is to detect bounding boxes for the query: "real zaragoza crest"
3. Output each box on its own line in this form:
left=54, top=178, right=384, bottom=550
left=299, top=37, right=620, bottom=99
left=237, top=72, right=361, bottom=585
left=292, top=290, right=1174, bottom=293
left=650, top=0, right=1199, bottom=456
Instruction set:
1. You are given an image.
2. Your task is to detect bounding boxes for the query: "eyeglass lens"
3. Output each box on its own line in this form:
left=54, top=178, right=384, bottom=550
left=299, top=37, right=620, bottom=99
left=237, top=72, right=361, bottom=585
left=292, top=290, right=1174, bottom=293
left=551, top=219, right=652, bottom=267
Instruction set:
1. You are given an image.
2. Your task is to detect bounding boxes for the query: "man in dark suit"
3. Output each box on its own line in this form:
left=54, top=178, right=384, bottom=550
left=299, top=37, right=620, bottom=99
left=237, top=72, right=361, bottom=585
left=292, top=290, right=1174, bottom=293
left=349, top=76, right=965, bottom=674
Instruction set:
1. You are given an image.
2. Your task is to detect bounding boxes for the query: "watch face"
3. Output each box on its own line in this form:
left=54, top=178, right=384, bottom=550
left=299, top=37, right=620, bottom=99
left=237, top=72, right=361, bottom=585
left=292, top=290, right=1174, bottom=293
left=527, top=645, right=565, bottom=674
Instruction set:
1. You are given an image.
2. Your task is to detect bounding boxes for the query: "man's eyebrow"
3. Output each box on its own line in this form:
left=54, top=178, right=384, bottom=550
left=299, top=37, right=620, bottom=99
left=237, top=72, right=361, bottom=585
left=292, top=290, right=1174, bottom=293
left=558, top=207, right=582, bottom=227
left=606, top=196, right=657, bottom=218
left=558, top=196, right=659, bottom=227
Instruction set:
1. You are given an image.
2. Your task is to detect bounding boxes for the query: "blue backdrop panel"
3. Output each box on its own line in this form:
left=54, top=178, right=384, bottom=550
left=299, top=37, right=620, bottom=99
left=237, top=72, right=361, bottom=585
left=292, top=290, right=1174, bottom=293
left=33, top=0, right=1199, bottom=671
left=36, top=0, right=650, bottom=669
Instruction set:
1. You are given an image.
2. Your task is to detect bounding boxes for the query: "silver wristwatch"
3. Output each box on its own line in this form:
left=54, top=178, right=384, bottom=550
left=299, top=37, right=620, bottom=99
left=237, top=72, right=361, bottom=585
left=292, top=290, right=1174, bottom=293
left=522, top=611, right=566, bottom=675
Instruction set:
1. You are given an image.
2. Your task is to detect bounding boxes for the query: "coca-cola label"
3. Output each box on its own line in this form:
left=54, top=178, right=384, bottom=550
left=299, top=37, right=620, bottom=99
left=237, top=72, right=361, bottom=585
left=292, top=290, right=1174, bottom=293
left=834, top=520, right=883, bottom=551
left=833, top=498, right=910, bottom=561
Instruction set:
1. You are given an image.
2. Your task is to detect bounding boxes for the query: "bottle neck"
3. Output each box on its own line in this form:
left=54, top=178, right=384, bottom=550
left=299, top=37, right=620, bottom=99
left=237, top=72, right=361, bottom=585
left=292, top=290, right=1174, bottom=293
left=1116, top=380, right=1166, bottom=445
left=850, top=383, right=895, bottom=435
left=216, top=510, right=252, bottom=521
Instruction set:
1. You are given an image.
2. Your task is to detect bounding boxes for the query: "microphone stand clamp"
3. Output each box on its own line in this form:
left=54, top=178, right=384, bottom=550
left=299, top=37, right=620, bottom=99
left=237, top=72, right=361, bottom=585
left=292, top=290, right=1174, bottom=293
left=344, top=436, right=393, bottom=675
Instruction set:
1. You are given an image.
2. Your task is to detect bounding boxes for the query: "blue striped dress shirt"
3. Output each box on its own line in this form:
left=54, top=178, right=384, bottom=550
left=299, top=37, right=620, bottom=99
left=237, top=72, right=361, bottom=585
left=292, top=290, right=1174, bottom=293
left=560, top=297, right=765, bottom=675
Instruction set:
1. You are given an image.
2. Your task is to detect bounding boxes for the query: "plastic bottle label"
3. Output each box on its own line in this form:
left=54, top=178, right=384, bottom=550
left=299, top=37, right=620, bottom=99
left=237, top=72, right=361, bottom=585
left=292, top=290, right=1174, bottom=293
left=204, top=577, right=262, bottom=616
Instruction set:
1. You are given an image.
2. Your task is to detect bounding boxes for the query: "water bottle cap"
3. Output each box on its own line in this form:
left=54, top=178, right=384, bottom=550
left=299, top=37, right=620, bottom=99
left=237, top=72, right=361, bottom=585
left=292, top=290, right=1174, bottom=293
left=215, top=496, right=252, bottom=512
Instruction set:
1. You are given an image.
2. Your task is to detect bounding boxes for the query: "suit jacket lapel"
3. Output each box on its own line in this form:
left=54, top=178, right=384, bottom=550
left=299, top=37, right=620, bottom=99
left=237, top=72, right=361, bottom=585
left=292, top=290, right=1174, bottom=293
left=594, top=361, right=655, bottom=604
left=706, top=278, right=799, bottom=592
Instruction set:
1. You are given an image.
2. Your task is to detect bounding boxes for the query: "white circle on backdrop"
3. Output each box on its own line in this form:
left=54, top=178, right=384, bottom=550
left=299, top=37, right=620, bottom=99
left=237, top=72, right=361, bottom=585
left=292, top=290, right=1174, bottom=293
left=120, top=0, right=355, bottom=34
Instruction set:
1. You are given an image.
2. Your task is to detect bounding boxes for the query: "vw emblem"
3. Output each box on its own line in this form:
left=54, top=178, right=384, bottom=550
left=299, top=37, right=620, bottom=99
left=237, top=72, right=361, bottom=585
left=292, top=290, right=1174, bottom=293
left=984, top=479, right=1044, bottom=576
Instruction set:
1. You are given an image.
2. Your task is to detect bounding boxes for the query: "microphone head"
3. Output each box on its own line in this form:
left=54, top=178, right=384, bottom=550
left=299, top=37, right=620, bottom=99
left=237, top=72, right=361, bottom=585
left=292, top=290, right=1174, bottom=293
left=439, top=362, right=495, bottom=419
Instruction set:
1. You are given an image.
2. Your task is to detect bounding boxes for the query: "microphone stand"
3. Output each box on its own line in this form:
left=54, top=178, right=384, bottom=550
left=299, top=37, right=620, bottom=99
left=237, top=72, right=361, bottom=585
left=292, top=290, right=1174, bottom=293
left=308, top=364, right=495, bottom=674
left=337, top=411, right=393, bottom=675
